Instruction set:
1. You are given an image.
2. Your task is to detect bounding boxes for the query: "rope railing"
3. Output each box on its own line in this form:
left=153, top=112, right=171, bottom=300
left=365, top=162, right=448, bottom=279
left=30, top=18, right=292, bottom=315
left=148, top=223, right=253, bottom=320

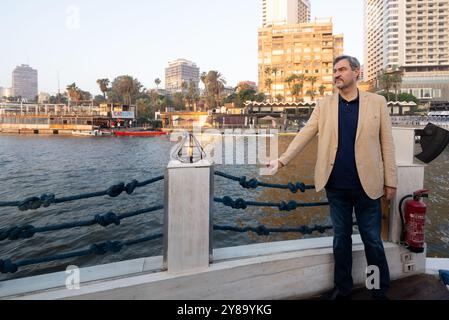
left=0, top=205, right=164, bottom=242
left=214, top=171, right=315, bottom=193
left=214, top=196, right=329, bottom=212
left=0, top=169, right=332, bottom=276
left=0, top=233, right=164, bottom=274
left=214, top=224, right=334, bottom=236
left=214, top=221, right=357, bottom=236
left=0, top=176, right=164, bottom=211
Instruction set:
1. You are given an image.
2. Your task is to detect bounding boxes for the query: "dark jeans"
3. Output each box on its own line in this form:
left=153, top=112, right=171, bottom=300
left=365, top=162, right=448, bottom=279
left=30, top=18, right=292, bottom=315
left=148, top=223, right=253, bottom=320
left=325, top=187, right=390, bottom=296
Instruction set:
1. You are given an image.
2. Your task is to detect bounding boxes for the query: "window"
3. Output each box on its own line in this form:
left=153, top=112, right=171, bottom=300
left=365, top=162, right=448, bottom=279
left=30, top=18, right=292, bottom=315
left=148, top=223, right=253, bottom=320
left=432, top=89, right=441, bottom=98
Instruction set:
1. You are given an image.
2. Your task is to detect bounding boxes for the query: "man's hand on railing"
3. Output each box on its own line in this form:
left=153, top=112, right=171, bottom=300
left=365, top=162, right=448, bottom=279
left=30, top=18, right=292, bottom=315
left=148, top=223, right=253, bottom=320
left=265, top=159, right=284, bottom=175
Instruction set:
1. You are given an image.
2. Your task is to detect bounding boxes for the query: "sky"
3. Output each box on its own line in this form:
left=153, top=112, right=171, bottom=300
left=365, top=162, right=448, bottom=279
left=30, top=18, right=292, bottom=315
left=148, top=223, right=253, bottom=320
left=0, top=0, right=363, bottom=96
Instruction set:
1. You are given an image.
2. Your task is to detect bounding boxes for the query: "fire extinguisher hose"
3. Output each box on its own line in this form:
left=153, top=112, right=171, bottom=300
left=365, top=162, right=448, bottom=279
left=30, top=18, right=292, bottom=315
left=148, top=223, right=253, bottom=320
left=399, top=194, right=413, bottom=243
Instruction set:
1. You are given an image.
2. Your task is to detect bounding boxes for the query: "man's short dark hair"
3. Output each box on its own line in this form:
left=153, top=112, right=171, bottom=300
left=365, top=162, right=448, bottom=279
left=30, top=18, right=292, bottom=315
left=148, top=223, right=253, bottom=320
left=333, top=55, right=361, bottom=71
left=333, top=55, right=361, bottom=80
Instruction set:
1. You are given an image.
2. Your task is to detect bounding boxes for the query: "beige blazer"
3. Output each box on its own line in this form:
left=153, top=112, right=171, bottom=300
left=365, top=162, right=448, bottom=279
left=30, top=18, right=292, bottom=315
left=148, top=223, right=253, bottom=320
left=278, top=91, right=397, bottom=200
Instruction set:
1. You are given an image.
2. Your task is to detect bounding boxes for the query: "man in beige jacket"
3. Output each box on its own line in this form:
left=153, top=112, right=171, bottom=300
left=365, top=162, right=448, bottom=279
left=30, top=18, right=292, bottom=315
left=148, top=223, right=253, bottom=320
left=268, top=55, right=397, bottom=300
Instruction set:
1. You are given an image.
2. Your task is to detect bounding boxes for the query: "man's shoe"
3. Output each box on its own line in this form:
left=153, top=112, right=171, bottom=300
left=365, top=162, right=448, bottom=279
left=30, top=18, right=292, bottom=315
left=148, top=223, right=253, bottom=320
left=323, top=287, right=352, bottom=300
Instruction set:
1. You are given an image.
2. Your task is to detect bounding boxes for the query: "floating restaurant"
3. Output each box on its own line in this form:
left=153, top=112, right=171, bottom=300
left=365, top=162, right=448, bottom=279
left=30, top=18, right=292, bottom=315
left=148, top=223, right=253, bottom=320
left=0, top=103, right=136, bottom=135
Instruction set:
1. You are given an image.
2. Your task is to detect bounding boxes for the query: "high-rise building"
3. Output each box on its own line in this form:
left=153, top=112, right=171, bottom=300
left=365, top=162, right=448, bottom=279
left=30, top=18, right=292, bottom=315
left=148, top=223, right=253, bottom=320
left=258, top=18, right=344, bottom=102
left=0, top=87, right=12, bottom=98
left=12, top=64, right=38, bottom=101
left=262, top=0, right=311, bottom=27
left=165, top=59, right=200, bottom=94
left=364, top=0, right=449, bottom=101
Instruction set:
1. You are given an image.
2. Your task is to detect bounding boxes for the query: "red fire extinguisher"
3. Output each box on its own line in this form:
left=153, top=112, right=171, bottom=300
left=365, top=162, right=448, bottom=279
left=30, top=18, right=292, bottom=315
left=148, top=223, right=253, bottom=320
left=399, top=189, right=429, bottom=253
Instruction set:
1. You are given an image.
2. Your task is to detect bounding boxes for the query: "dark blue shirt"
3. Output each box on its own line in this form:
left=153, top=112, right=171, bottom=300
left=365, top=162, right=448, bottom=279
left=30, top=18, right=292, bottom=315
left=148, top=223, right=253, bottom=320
left=326, top=92, right=362, bottom=190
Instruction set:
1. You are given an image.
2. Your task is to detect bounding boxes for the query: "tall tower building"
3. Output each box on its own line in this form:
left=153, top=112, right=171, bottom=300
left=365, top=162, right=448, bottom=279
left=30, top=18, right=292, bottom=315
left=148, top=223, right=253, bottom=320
left=12, top=64, right=38, bottom=101
left=165, top=59, right=200, bottom=94
left=258, top=18, right=344, bottom=102
left=262, top=0, right=311, bottom=27
left=364, top=0, right=449, bottom=101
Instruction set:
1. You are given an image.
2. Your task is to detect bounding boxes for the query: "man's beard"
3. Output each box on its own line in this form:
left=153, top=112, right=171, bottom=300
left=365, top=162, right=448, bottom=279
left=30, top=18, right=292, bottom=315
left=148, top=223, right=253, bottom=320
left=335, top=79, right=354, bottom=90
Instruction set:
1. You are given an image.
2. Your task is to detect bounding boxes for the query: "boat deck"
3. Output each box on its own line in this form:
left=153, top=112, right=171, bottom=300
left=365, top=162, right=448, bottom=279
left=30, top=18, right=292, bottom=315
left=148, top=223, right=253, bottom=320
left=312, top=274, right=449, bottom=300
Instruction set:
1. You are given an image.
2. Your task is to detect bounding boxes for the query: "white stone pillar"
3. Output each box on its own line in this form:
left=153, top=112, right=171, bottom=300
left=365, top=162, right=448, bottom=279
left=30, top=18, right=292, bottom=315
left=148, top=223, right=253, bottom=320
left=390, top=128, right=426, bottom=244
left=163, top=159, right=213, bottom=274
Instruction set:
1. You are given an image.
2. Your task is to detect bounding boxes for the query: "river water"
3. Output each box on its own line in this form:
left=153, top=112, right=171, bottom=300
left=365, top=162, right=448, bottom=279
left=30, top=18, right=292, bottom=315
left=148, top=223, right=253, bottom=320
left=0, top=134, right=447, bottom=280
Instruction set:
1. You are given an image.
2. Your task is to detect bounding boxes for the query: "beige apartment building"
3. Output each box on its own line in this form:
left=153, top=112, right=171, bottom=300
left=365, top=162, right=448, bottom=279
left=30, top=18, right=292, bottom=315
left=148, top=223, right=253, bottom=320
left=262, top=0, right=311, bottom=27
left=364, top=0, right=449, bottom=101
left=258, top=18, right=344, bottom=102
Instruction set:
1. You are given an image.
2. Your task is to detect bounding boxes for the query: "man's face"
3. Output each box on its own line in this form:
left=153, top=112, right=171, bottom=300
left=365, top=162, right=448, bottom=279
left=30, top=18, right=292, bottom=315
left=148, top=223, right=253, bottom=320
left=333, top=59, right=360, bottom=90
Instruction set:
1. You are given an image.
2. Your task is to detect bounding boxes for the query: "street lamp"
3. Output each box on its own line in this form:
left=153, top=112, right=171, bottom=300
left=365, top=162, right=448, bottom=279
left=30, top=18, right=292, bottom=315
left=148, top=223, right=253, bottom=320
left=171, top=132, right=206, bottom=164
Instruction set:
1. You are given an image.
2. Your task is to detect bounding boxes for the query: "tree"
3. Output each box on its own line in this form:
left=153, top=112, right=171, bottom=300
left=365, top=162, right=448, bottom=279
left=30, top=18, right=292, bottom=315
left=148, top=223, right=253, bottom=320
left=265, top=78, right=273, bottom=101
left=379, top=92, right=419, bottom=115
left=378, top=70, right=393, bottom=99
left=202, top=71, right=226, bottom=109
left=297, top=75, right=305, bottom=101
left=319, top=84, right=326, bottom=97
left=264, top=66, right=272, bottom=99
left=186, top=80, right=199, bottom=111
left=397, top=92, right=419, bottom=104
left=148, top=89, right=162, bottom=112
left=136, top=97, right=153, bottom=123
left=66, top=83, right=90, bottom=104
left=285, top=74, right=297, bottom=101
left=391, top=72, right=403, bottom=101
left=200, top=72, right=208, bottom=109
left=66, top=83, right=78, bottom=103
left=285, top=74, right=297, bottom=90
left=271, top=67, right=279, bottom=99
left=80, top=90, right=92, bottom=101
left=96, top=79, right=110, bottom=99
left=155, top=78, right=161, bottom=89
left=307, top=76, right=318, bottom=101
left=48, top=94, right=68, bottom=104
left=108, top=76, right=143, bottom=105
left=172, top=92, right=185, bottom=110
left=291, top=83, right=303, bottom=102
left=275, top=94, right=284, bottom=102
left=306, top=89, right=316, bottom=102
left=94, top=95, right=106, bottom=105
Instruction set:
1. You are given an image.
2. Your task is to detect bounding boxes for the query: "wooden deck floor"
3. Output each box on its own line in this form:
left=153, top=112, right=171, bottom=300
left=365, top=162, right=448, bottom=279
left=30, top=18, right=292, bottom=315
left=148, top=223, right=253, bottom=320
left=313, top=274, right=449, bottom=300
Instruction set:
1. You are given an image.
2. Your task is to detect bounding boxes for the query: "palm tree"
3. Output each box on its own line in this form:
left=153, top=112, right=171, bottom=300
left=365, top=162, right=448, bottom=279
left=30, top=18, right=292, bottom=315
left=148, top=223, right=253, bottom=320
left=305, top=89, right=316, bottom=116
left=291, top=83, right=302, bottom=102
left=115, top=76, right=141, bottom=106
left=319, top=84, right=326, bottom=97
left=285, top=74, right=297, bottom=101
left=271, top=67, right=279, bottom=99
left=200, top=72, right=208, bottom=108
left=265, top=78, right=273, bottom=102
left=205, top=71, right=226, bottom=108
left=96, top=79, right=109, bottom=99
left=264, top=66, right=272, bottom=78
left=155, top=78, right=161, bottom=89
left=187, top=80, right=199, bottom=112
left=391, top=71, right=402, bottom=102
left=66, top=83, right=79, bottom=105
left=181, top=81, right=188, bottom=110
left=379, top=70, right=393, bottom=100
left=306, top=89, right=316, bottom=102
left=264, top=66, right=272, bottom=98
left=307, top=76, right=318, bottom=100
left=297, top=75, right=305, bottom=101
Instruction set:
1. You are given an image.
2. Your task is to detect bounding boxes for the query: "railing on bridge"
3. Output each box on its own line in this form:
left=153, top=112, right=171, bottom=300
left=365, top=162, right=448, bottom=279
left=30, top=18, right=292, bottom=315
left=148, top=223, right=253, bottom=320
left=0, top=163, right=332, bottom=276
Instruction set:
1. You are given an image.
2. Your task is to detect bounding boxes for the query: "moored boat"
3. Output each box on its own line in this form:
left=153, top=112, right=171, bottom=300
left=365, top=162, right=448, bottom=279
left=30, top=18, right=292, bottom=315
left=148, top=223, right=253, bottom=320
left=72, top=129, right=113, bottom=137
